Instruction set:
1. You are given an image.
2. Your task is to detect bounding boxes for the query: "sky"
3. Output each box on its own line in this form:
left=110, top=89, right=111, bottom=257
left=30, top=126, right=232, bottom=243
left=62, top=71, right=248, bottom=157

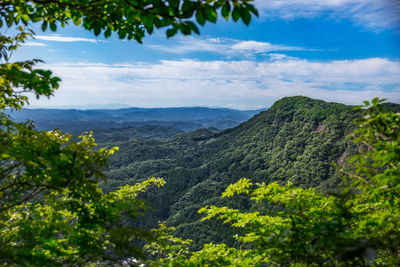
left=13, top=0, right=400, bottom=109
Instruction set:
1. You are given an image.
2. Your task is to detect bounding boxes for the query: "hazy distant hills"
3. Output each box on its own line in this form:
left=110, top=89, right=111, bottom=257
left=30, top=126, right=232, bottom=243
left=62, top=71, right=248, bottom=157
left=6, top=107, right=264, bottom=135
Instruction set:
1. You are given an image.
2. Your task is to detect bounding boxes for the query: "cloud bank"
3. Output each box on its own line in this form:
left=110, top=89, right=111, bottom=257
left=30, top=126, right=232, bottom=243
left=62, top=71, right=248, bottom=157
left=23, top=42, right=47, bottom=47
left=35, top=35, right=101, bottom=43
left=29, top=57, right=400, bottom=109
left=150, top=37, right=310, bottom=55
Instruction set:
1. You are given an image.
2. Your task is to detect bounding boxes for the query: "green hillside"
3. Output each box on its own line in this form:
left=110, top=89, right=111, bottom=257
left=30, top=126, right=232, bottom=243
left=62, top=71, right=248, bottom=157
left=102, top=96, right=377, bottom=247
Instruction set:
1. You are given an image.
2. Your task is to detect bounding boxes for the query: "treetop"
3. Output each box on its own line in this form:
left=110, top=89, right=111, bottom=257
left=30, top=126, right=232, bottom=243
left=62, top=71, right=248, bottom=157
left=1, top=0, right=258, bottom=43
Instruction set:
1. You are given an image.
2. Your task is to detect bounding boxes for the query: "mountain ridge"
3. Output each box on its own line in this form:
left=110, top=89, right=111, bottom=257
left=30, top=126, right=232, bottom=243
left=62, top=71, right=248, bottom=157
left=103, top=96, right=395, bottom=248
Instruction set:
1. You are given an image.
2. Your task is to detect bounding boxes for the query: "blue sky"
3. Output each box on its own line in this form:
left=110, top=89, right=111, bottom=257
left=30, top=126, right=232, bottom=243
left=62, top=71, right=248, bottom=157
left=14, top=0, right=400, bottom=109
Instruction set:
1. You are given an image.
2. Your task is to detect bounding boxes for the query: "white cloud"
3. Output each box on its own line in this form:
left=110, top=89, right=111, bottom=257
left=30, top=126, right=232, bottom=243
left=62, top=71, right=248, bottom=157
left=29, top=57, right=400, bottom=109
left=35, top=35, right=101, bottom=43
left=230, top=40, right=308, bottom=53
left=151, top=37, right=223, bottom=54
left=22, top=42, right=47, bottom=47
left=151, top=37, right=309, bottom=55
left=255, top=0, right=400, bottom=30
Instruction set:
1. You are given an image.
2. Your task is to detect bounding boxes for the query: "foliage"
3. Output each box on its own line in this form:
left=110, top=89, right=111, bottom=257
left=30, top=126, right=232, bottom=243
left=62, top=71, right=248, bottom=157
left=0, top=33, right=167, bottom=262
left=0, top=32, right=167, bottom=264
left=145, top=224, right=193, bottom=266
left=1, top=175, right=165, bottom=265
left=0, top=41, right=163, bottom=266
left=0, top=0, right=258, bottom=42
left=146, top=224, right=260, bottom=266
left=0, top=27, right=60, bottom=110
left=146, top=98, right=400, bottom=266
left=103, top=96, right=363, bottom=248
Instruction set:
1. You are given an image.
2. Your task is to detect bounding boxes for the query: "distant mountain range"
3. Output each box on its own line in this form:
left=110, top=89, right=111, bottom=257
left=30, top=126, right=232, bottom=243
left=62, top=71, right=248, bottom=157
left=6, top=107, right=265, bottom=135
left=31, top=103, right=133, bottom=109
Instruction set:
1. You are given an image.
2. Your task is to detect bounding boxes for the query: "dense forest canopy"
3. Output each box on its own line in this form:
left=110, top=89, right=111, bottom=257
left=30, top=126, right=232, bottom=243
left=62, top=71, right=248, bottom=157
left=101, top=96, right=381, bottom=248
left=140, top=98, right=400, bottom=266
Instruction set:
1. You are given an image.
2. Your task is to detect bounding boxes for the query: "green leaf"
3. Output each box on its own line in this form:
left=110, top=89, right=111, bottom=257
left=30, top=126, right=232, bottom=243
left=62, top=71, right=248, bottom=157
left=246, top=4, right=259, bottom=16
left=49, top=22, right=57, bottom=31
left=94, top=26, right=101, bottom=36
left=6, top=14, right=14, bottom=27
left=232, top=7, right=240, bottom=22
left=21, top=14, right=29, bottom=24
left=205, top=8, right=218, bottom=23
left=104, top=28, right=112, bottom=38
left=31, top=14, right=41, bottom=23
left=196, top=10, right=206, bottom=25
left=239, top=7, right=251, bottom=25
left=169, top=0, right=180, bottom=9
left=221, top=2, right=231, bottom=20
left=182, top=0, right=196, bottom=14
left=118, top=29, right=127, bottom=39
left=73, top=17, right=82, bottom=26
left=186, top=21, right=199, bottom=34
left=180, top=24, right=191, bottom=35
left=142, top=16, right=154, bottom=34
left=42, top=21, right=47, bottom=31
left=166, top=27, right=178, bottom=38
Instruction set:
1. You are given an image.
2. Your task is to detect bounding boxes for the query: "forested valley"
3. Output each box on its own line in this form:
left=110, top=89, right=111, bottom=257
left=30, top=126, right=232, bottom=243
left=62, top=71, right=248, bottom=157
left=99, top=96, right=399, bottom=250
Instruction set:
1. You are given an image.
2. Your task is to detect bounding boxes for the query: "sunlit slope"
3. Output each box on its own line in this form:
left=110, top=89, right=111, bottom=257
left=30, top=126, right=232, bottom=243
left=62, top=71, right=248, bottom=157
left=103, top=96, right=398, bottom=247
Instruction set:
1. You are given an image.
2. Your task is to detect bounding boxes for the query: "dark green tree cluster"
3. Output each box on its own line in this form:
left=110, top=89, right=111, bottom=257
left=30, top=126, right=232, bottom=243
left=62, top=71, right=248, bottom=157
left=1, top=0, right=257, bottom=42
left=103, top=97, right=364, bottom=248
left=145, top=98, right=400, bottom=266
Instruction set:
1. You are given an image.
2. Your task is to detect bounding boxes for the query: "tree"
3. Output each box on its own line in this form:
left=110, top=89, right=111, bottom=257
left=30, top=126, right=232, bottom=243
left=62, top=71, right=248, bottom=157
left=0, top=26, right=165, bottom=266
left=0, top=0, right=258, bottom=265
left=0, top=0, right=258, bottom=42
left=0, top=31, right=167, bottom=264
left=145, top=99, right=400, bottom=266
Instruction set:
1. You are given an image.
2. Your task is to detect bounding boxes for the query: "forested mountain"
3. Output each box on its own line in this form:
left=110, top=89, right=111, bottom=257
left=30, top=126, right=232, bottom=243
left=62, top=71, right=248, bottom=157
left=6, top=106, right=262, bottom=133
left=102, top=96, right=396, bottom=248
